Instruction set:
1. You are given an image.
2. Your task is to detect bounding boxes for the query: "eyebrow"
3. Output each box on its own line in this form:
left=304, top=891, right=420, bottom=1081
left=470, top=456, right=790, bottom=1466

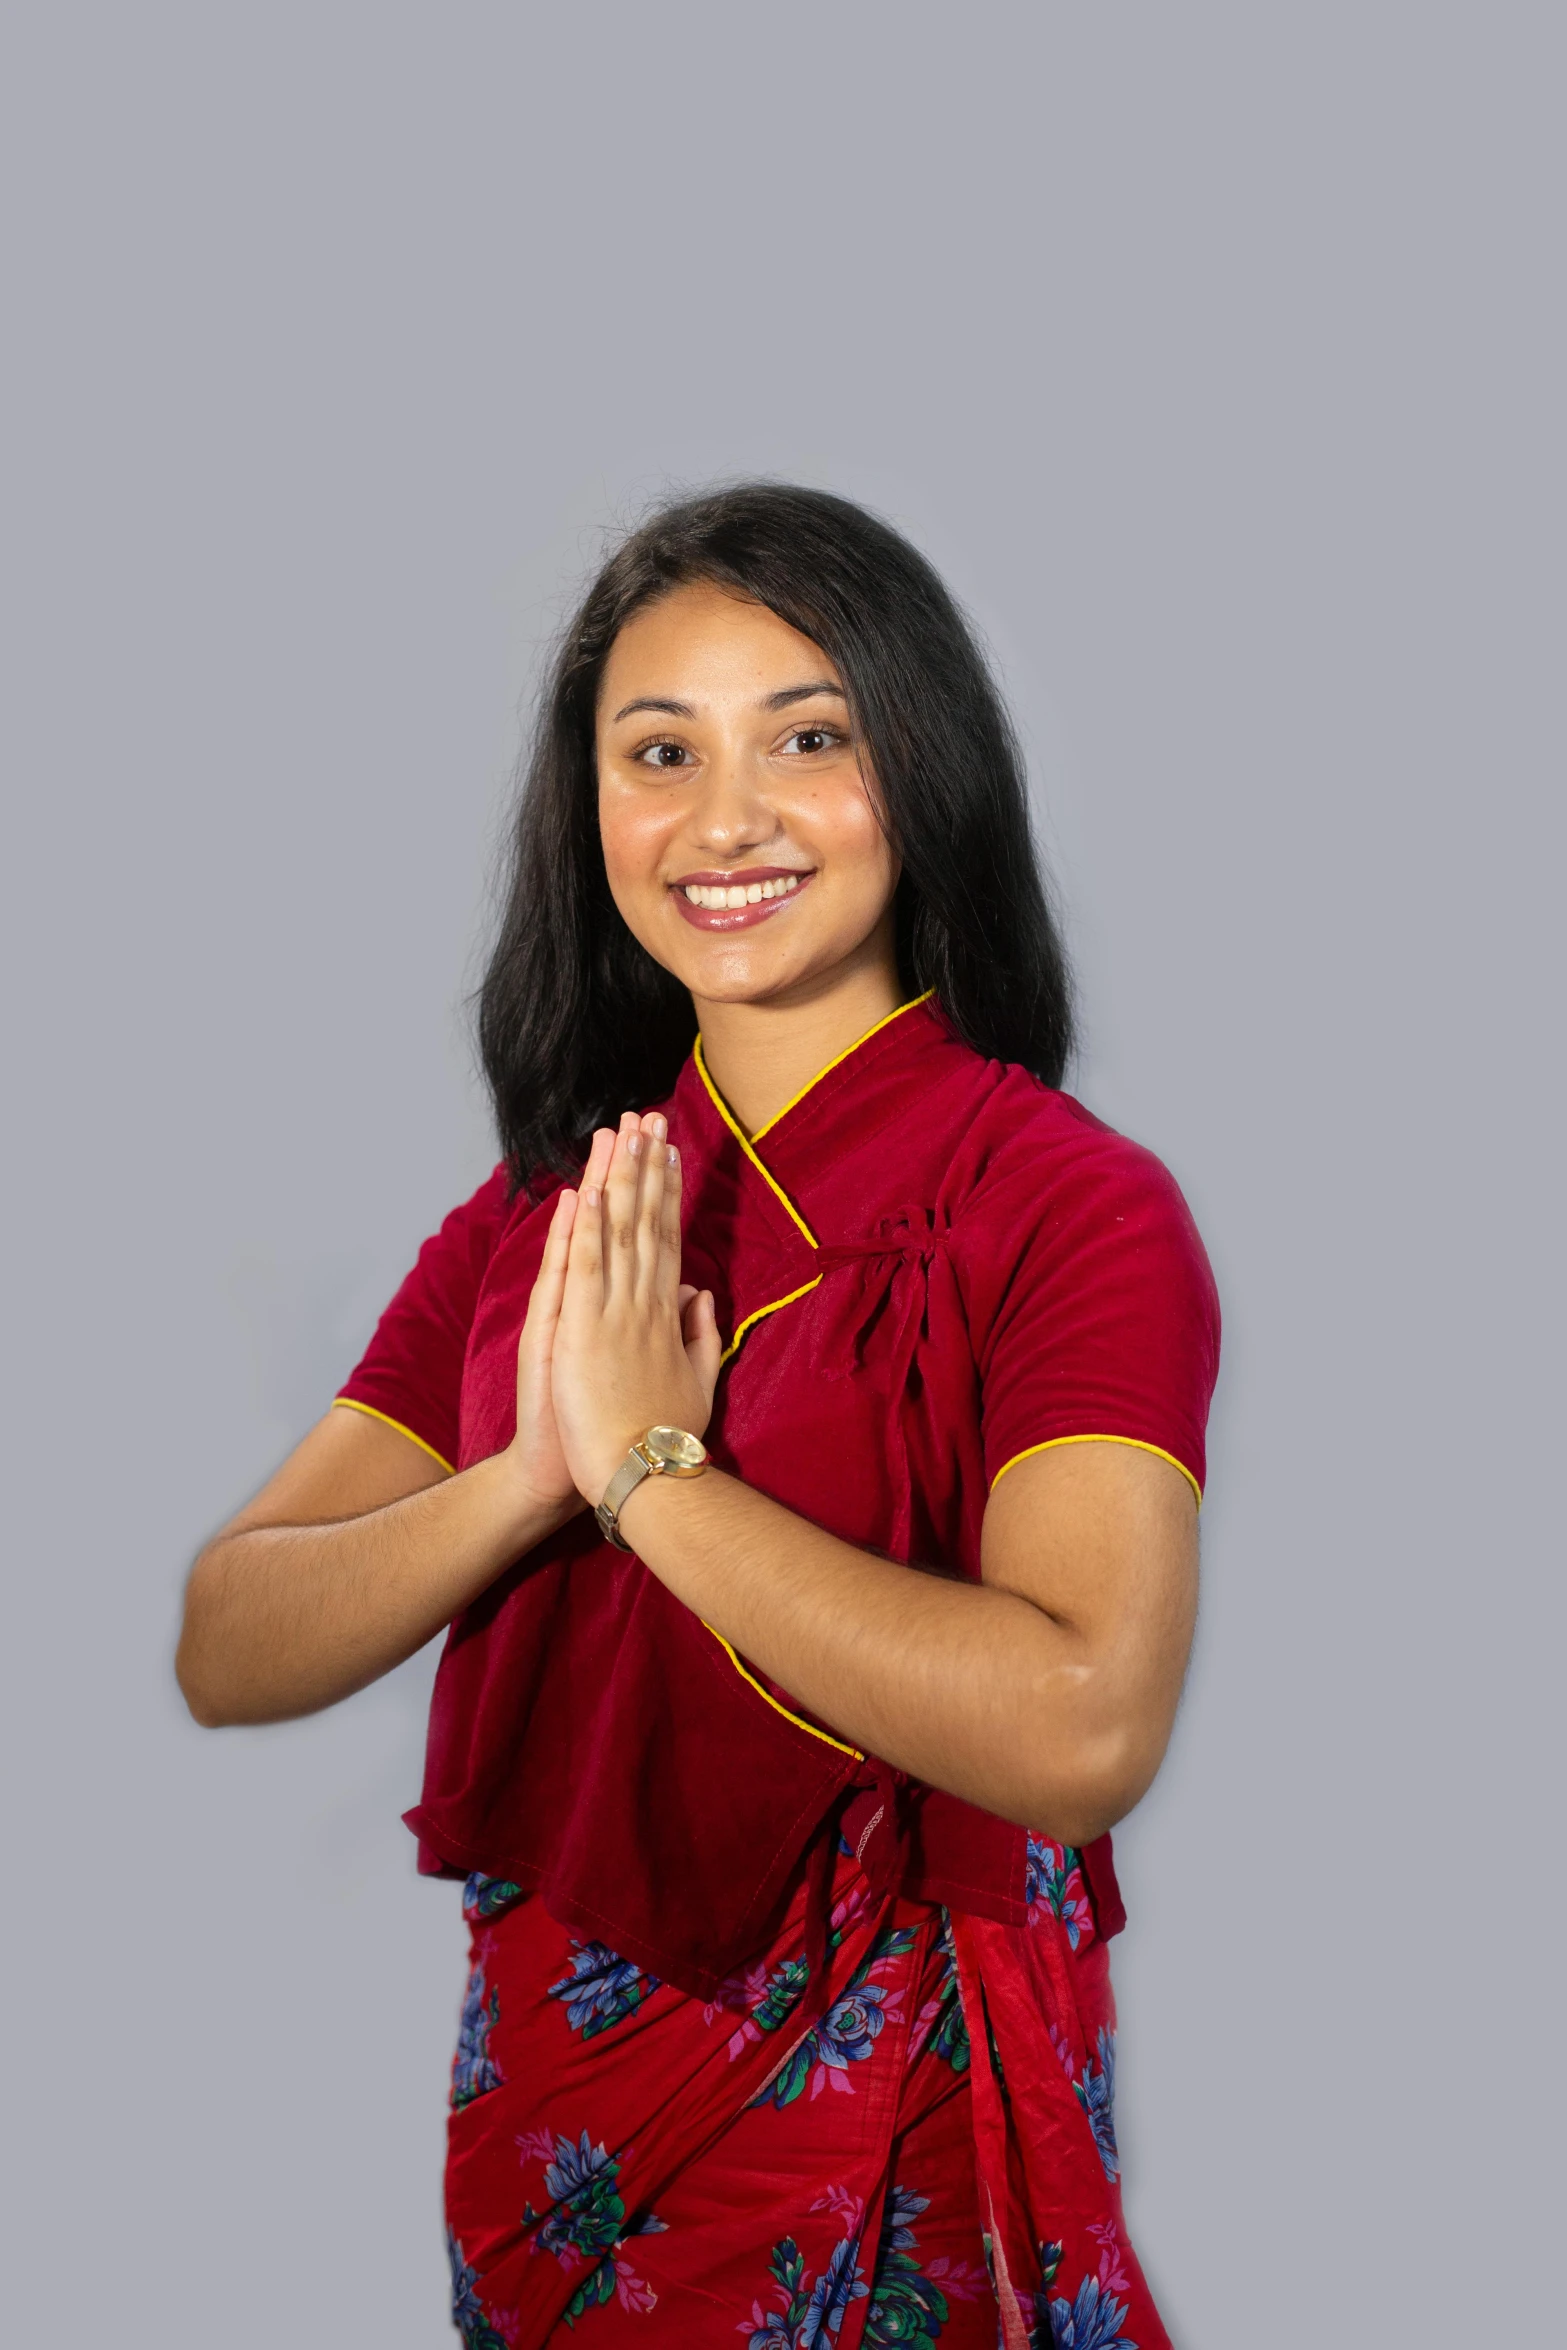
left=610, top=681, right=847, bottom=724
left=762, top=680, right=846, bottom=712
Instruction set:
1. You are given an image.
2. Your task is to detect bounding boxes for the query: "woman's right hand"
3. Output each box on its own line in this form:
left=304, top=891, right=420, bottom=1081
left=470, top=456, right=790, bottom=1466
left=514, top=1134, right=711, bottom=1522
left=509, top=1184, right=591, bottom=1520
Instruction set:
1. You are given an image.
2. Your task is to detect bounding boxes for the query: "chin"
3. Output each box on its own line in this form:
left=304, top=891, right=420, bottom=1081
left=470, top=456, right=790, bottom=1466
left=673, top=932, right=811, bottom=997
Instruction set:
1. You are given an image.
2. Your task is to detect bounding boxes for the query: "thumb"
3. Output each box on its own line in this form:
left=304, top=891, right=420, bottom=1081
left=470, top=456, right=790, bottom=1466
left=685, top=1289, right=724, bottom=1404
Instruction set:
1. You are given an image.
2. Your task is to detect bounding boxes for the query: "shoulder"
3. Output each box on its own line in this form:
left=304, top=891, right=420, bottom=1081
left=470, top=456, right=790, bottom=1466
left=939, top=1060, right=1222, bottom=1493
left=942, top=1060, right=1220, bottom=1343
left=946, top=1060, right=1201, bottom=1238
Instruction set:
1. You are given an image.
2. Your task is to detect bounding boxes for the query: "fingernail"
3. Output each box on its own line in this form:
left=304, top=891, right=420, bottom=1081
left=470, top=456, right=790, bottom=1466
left=628, top=1132, right=642, bottom=1159
left=648, top=1114, right=667, bottom=1141
left=584, top=1185, right=601, bottom=1207
left=666, top=1143, right=679, bottom=1167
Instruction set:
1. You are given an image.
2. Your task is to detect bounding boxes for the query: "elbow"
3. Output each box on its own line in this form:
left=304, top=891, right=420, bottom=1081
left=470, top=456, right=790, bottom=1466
left=174, top=1554, right=236, bottom=1728
left=1022, top=1720, right=1163, bottom=1849
left=174, top=1632, right=230, bottom=1729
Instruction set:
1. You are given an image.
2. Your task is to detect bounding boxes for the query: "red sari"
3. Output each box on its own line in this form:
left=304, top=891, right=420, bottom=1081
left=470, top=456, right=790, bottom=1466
left=340, top=996, right=1220, bottom=2349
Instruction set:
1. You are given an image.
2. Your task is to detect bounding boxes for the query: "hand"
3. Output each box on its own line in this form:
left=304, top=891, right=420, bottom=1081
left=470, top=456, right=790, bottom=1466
left=505, top=1184, right=591, bottom=1525
left=551, top=1112, right=723, bottom=1507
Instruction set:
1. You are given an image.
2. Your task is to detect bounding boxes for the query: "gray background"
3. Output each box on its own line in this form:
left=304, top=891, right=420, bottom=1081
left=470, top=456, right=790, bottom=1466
left=3, top=6, right=1561, bottom=2343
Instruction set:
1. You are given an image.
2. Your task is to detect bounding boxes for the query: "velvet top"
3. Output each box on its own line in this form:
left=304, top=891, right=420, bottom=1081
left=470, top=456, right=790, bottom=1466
left=337, top=996, right=1221, bottom=2000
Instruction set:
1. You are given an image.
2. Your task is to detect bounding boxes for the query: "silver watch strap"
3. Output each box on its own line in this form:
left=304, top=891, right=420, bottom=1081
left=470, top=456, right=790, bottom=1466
left=595, top=1447, right=653, bottom=1550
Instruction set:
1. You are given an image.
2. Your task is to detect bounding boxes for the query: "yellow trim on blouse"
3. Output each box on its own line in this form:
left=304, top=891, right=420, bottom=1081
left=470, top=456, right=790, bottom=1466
left=720, top=1275, right=825, bottom=1369
left=750, top=989, right=937, bottom=1141
left=990, top=1432, right=1203, bottom=1510
left=702, top=1624, right=865, bottom=1760
left=692, top=1036, right=820, bottom=1249
left=332, top=1395, right=455, bottom=1476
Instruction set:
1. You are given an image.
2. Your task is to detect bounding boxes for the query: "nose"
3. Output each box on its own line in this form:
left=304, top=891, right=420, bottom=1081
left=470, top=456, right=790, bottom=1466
left=686, top=753, right=781, bottom=861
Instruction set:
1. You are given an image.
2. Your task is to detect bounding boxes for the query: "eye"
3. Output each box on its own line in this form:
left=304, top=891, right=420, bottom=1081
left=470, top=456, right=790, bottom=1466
left=631, top=738, right=694, bottom=770
left=779, top=724, right=845, bottom=757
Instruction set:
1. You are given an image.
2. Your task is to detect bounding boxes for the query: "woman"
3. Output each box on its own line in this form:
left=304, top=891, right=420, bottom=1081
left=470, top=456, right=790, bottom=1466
left=178, top=485, right=1219, bottom=2350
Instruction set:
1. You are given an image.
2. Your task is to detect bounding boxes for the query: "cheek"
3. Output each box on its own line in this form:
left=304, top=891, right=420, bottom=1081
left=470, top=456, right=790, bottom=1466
left=597, top=787, right=671, bottom=893
left=812, top=782, right=897, bottom=899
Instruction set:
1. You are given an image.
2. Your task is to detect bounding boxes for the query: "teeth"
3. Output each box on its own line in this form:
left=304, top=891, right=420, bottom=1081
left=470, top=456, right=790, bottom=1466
left=681, top=875, right=805, bottom=908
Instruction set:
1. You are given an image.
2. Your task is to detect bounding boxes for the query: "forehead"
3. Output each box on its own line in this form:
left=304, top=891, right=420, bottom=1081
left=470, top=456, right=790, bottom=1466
left=598, top=583, right=840, bottom=713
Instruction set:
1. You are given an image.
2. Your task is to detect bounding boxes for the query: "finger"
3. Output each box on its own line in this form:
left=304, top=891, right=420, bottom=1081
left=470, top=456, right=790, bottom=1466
left=652, top=1135, right=683, bottom=1307
left=601, top=1113, right=642, bottom=1296
left=578, top=1127, right=616, bottom=1197
left=565, top=1146, right=611, bottom=1295
left=677, top=1282, right=697, bottom=1317
left=522, top=1187, right=576, bottom=1344
left=633, top=1113, right=669, bottom=1298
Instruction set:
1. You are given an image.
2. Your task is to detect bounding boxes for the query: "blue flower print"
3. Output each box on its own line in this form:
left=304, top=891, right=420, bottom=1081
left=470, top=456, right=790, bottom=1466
left=547, top=1942, right=662, bottom=2040
left=754, top=1925, right=915, bottom=2111
left=520, top=2129, right=666, bottom=2323
left=1073, top=2028, right=1119, bottom=2182
left=865, top=2187, right=949, bottom=2350
left=752, top=1952, right=811, bottom=2036
left=533, top=2131, right=627, bottom=2266
left=448, top=2228, right=513, bottom=2348
left=921, top=1916, right=970, bottom=2076
left=451, top=1960, right=504, bottom=2109
left=1030, top=2229, right=1138, bottom=2350
left=745, top=2230, right=869, bottom=2350
left=1023, top=1838, right=1093, bottom=1951
left=463, top=1873, right=524, bottom=1923
left=1041, top=2273, right=1137, bottom=2350
left=560, top=2208, right=668, bottom=2329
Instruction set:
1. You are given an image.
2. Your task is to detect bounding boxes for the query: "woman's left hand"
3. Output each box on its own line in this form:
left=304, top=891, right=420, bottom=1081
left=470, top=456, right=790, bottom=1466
left=551, top=1112, right=723, bottom=1510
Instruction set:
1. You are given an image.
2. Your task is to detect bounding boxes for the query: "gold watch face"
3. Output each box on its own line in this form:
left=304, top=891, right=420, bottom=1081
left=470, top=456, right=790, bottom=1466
left=643, top=1425, right=707, bottom=1473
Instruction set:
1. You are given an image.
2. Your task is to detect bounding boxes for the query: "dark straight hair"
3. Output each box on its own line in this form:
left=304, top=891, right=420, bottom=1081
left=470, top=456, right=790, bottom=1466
left=478, top=482, right=1075, bottom=1187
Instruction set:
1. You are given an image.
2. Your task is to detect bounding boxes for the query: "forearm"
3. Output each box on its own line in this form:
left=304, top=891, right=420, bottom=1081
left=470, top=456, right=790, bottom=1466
left=178, top=1452, right=569, bottom=1727
left=618, top=1470, right=1139, bottom=1840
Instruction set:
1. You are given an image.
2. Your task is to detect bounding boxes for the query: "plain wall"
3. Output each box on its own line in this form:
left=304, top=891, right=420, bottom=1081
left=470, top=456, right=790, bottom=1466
left=2, top=7, right=1561, bottom=2342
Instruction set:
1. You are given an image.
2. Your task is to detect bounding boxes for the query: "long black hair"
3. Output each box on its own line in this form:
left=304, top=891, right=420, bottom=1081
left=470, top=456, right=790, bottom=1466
left=478, top=482, right=1074, bottom=1186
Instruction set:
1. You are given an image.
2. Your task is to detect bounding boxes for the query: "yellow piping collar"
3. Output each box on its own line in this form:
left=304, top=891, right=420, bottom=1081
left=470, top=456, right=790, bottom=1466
left=751, top=988, right=936, bottom=1141
left=692, top=1037, right=819, bottom=1248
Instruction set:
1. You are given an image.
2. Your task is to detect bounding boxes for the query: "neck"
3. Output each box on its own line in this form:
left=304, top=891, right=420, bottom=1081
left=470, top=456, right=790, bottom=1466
left=693, top=939, right=904, bottom=1137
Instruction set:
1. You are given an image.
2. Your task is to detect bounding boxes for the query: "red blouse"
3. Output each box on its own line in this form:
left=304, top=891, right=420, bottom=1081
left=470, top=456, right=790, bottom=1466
left=338, top=996, right=1220, bottom=2000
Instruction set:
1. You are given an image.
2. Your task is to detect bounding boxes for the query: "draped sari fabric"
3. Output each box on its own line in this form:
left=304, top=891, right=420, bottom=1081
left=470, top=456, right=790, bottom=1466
left=339, top=997, right=1220, bottom=2349
left=447, top=1839, right=1149, bottom=2350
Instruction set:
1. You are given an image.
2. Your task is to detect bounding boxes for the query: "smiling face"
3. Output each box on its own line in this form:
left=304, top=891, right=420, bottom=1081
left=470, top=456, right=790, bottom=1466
left=595, top=582, right=901, bottom=1013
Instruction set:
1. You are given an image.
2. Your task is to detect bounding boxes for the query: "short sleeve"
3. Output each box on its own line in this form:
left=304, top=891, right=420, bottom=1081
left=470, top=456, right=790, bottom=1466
left=335, top=1165, right=513, bottom=1473
left=956, top=1102, right=1221, bottom=1503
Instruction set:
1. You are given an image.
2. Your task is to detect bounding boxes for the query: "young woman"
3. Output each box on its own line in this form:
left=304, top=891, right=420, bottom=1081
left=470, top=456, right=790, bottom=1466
left=177, top=485, right=1219, bottom=2350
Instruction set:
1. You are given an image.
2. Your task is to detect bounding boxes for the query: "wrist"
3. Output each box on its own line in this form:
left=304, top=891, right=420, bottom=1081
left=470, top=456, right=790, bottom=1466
left=490, top=1446, right=585, bottom=1544
left=613, top=1457, right=702, bottom=1544
left=592, top=1423, right=711, bottom=1549
left=579, top=1437, right=643, bottom=1514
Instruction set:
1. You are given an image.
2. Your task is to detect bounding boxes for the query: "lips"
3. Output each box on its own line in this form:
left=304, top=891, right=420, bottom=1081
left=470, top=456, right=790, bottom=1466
left=669, top=868, right=815, bottom=932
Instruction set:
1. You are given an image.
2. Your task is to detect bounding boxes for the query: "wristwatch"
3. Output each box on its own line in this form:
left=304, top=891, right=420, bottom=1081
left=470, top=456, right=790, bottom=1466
left=595, top=1425, right=709, bottom=1550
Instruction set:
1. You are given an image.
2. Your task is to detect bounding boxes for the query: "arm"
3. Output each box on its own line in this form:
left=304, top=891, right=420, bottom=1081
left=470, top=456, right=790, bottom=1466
left=550, top=1114, right=1198, bottom=1842
left=620, top=1441, right=1195, bottom=1842
left=175, top=1413, right=568, bottom=1726
left=175, top=1193, right=600, bottom=1727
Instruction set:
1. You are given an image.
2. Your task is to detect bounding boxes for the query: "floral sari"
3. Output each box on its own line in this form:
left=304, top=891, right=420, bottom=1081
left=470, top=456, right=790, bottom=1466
left=445, top=1839, right=1162, bottom=2350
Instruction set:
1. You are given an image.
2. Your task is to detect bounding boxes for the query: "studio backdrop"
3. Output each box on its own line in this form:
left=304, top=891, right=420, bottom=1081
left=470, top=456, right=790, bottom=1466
left=2, top=8, right=1560, bottom=2346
